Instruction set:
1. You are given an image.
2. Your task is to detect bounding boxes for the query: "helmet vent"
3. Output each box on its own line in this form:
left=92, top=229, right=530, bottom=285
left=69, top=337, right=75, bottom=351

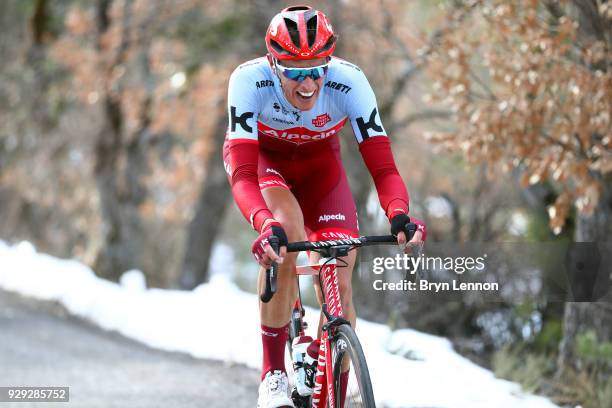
left=305, top=13, right=318, bottom=48
left=283, top=17, right=301, bottom=49
left=285, top=6, right=311, bottom=12
left=270, top=39, right=296, bottom=56
left=315, top=35, right=336, bottom=55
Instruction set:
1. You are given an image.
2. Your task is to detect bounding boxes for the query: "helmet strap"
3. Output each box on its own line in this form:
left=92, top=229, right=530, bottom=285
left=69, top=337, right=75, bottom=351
left=269, top=56, right=284, bottom=86
left=266, top=53, right=274, bottom=68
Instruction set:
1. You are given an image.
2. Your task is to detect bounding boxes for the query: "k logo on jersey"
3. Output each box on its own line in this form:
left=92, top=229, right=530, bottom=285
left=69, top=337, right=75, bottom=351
left=312, top=113, right=332, bottom=128
left=230, top=106, right=254, bottom=133
left=356, top=107, right=383, bottom=140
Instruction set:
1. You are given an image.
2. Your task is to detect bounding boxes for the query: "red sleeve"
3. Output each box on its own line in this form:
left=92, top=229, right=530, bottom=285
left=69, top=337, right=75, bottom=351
left=225, top=139, right=274, bottom=233
left=358, top=136, right=409, bottom=219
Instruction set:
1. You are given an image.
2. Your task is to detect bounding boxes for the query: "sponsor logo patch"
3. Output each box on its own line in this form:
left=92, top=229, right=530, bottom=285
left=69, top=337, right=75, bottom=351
left=272, top=117, right=295, bottom=125
left=261, top=128, right=337, bottom=142
left=261, top=330, right=279, bottom=337
left=230, top=106, right=254, bottom=133
left=256, top=79, right=274, bottom=88
left=258, top=118, right=347, bottom=145
left=320, top=231, right=355, bottom=240
left=324, top=81, right=351, bottom=94
left=318, top=213, right=346, bottom=222
left=356, top=107, right=383, bottom=140
left=312, top=113, right=332, bottom=127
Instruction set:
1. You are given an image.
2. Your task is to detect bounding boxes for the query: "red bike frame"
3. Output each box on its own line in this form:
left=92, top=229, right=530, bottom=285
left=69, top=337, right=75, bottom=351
left=260, top=234, right=408, bottom=407
left=296, top=257, right=344, bottom=408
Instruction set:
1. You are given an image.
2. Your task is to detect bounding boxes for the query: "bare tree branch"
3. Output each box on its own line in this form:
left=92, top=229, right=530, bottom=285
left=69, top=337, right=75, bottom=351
left=391, top=109, right=452, bottom=130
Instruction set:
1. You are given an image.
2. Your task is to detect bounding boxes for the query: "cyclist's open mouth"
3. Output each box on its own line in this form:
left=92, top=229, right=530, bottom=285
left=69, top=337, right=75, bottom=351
left=297, top=90, right=315, bottom=100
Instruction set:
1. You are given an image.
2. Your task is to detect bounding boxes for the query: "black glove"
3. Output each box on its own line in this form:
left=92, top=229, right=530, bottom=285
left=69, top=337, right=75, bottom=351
left=269, top=224, right=289, bottom=248
left=390, top=213, right=416, bottom=241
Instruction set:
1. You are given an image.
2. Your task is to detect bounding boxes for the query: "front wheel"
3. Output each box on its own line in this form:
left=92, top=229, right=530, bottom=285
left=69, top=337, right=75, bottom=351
left=330, top=324, right=376, bottom=407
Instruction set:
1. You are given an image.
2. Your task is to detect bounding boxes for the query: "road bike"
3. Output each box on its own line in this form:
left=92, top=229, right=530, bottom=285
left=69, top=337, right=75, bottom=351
left=260, top=228, right=416, bottom=408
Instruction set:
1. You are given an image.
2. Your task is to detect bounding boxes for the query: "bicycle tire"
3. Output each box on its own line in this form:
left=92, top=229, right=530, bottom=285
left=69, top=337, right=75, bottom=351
left=330, top=324, right=376, bottom=407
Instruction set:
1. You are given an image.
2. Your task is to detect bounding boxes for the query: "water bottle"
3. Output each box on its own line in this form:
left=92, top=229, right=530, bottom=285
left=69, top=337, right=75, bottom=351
left=292, top=335, right=314, bottom=396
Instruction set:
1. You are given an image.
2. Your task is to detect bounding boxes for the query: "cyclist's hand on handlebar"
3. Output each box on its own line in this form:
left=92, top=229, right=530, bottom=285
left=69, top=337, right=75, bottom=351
left=251, top=221, right=288, bottom=268
left=390, top=213, right=427, bottom=254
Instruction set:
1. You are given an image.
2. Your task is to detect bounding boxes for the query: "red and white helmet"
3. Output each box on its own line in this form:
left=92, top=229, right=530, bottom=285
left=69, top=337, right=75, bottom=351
left=265, top=5, right=337, bottom=61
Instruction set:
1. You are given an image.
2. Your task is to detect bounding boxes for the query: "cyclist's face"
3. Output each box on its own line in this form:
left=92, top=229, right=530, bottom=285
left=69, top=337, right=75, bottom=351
left=277, top=57, right=327, bottom=111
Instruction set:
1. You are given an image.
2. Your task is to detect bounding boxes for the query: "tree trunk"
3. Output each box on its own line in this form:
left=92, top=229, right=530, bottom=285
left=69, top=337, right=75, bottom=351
left=93, top=93, right=127, bottom=281
left=92, top=0, right=151, bottom=281
left=178, top=0, right=287, bottom=288
left=555, top=0, right=612, bottom=376
left=557, top=179, right=612, bottom=375
left=179, top=111, right=231, bottom=288
left=27, top=0, right=55, bottom=129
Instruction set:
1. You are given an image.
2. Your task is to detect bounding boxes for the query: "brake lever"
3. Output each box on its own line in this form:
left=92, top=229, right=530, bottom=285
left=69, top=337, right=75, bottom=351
left=405, top=222, right=418, bottom=241
left=260, top=236, right=280, bottom=303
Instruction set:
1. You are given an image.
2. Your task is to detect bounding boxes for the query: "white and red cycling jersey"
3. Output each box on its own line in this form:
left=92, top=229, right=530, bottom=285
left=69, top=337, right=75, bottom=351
left=224, top=56, right=409, bottom=238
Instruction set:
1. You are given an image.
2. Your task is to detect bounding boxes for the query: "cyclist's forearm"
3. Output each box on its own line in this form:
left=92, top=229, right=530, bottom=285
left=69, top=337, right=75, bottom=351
left=359, top=136, right=409, bottom=218
left=226, top=140, right=275, bottom=232
left=233, top=177, right=275, bottom=232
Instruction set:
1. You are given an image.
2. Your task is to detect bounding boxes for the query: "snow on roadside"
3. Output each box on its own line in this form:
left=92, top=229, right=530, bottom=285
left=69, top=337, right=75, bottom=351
left=0, top=240, right=559, bottom=408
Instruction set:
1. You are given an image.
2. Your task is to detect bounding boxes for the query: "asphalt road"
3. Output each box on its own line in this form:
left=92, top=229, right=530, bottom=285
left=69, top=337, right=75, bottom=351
left=0, top=290, right=259, bottom=408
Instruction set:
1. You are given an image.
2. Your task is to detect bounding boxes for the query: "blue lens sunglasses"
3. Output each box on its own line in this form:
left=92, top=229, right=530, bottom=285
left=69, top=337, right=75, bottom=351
left=274, top=59, right=330, bottom=82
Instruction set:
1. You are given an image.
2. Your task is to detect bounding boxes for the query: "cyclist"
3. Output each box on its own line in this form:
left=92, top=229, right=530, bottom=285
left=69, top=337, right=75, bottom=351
left=223, top=6, right=426, bottom=407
